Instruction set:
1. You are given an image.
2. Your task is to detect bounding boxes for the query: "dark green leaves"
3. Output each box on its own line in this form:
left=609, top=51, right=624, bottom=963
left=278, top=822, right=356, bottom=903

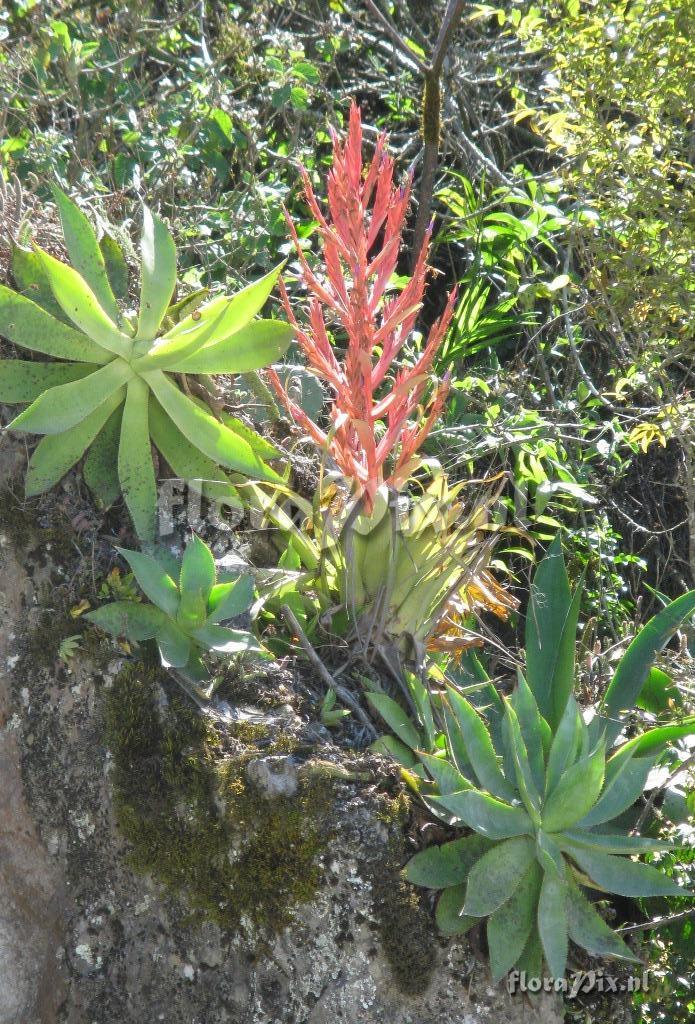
left=564, top=844, right=690, bottom=897
left=404, top=834, right=493, bottom=888
left=445, top=687, right=515, bottom=801
left=0, top=360, right=97, bottom=403
left=565, top=871, right=641, bottom=963
left=487, top=860, right=541, bottom=982
left=366, top=693, right=422, bottom=750
left=601, top=590, right=695, bottom=743
left=537, top=868, right=568, bottom=978
left=463, top=835, right=535, bottom=916
left=434, top=790, right=533, bottom=839
left=541, top=741, right=606, bottom=832
left=525, top=536, right=582, bottom=728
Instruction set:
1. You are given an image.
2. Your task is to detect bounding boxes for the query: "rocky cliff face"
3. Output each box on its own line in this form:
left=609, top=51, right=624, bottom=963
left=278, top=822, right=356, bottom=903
left=0, top=457, right=563, bottom=1024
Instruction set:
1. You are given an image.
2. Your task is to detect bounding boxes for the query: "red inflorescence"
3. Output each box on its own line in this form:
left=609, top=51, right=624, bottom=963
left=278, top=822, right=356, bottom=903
left=268, top=102, right=456, bottom=513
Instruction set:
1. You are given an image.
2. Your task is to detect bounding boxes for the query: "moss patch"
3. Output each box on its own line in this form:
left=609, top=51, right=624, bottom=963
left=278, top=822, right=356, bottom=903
left=370, top=793, right=437, bottom=996
left=104, top=663, right=334, bottom=932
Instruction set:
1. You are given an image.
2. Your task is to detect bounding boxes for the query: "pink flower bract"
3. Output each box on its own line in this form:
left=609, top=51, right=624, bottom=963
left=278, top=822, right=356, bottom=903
left=268, top=102, right=456, bottom=513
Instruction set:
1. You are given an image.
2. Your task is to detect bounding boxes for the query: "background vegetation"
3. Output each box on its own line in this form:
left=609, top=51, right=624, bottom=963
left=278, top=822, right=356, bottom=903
left=1, top=1, right=692, bottom=1019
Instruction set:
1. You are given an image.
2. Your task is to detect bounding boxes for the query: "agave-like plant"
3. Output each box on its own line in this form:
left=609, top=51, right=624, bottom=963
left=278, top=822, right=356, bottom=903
left=87, top=534, right=262, bottom=682
left=0, top=188, right=293, bottom=541
left=371, top=539, right=695, bottom=981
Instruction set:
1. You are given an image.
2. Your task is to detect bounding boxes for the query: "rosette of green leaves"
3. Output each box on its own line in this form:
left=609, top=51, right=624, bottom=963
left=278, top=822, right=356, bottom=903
left=0, top=188, right=293, bottom=541
left=87, top=535, right=263, bottom=681
left=390, top=541, right=695, bottom=982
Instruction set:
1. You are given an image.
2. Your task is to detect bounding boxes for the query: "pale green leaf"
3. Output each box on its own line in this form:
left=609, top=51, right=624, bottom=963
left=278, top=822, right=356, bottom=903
left=157, top=621, right=191, bottom=668
left=0, top=360, right=97, bottom=404
left=163, top=262, right=283, bottom=340
left=34, top=246, right=132, bottom=357
left=170, top=319, right=293, bottom=373
left=83, top=407, right=121, bottom=508
left=118, top=375, right=157, bottom=542
left=207, top=576, right=254, bottom=623
left=136, top=206, right=177, bottom=341
left=9, top=358, right=132, bottom=435
left=417, top=750, right=473, bottom=795
left=52, top=187, right=121, bottom=323
left=0, top=283, right=109, bottom=362
left=191, top=623, right=261, bottom=654
left=143, top=370, right=282, bottom=483
left=116, top=546, right=179, bottom=617
left=135, top=263, right=284, bottom=370
left=25, top=388, right=125, bottom=496
left=178, top=535, right=216, bottom=627
left=148, top=397, right=242, bottom=506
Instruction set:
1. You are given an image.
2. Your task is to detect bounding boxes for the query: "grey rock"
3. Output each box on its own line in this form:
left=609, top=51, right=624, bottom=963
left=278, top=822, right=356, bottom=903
left=246, top=754, right=300, bottom=798
left=0, top=501, right=584, bottom=1024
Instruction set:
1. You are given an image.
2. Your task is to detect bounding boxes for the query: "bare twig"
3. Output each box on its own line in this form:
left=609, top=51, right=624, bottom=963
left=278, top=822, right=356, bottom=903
left=360, top=0, right=467, bottom=265
left=280, top=604, right=379, bottom=740
left=633, top=752, right=695, bottom=834
left=362, top=0, right=427, bottom=73
left=618, top=907, right=695, bottom=934
left=412, top=0, right=467, bottom=262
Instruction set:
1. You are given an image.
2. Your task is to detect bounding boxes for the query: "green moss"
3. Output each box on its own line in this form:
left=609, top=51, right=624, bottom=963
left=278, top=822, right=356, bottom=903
left=0, top=482, right=77, bottom=557
left=21, top=608, right=77, bottom=671
left=370, top=793, right=437, bottom=996
left=0, top=484, right=34, bottom=549
left=104, top=664, right=334, bottom=933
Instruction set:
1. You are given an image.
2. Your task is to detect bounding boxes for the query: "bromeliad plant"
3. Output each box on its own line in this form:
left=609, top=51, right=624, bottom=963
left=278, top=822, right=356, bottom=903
left=264, top=103, right=512, bottom=659
left=87, top=534, right=262, bottom=684
left=321, top=467, right=516, bottom=662
left=373, top=539, right=695, bottom=981
left=0, top=188, right=293, bottom=542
